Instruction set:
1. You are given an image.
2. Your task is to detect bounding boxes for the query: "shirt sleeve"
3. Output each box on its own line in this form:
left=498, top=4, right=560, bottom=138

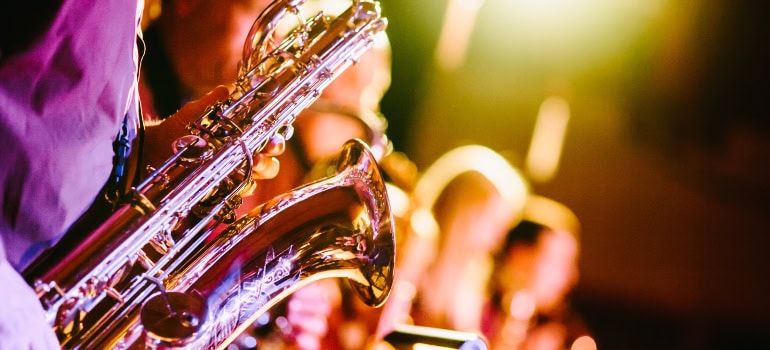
left=0, top=0, right=143, bottom=270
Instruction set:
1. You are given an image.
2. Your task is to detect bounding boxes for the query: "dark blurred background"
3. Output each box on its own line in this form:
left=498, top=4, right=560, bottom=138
left=377, top=0, right=770, bottom=349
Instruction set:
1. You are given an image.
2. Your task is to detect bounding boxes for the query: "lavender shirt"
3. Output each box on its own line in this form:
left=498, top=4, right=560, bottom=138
left=0, top=0, right=142, bottom=270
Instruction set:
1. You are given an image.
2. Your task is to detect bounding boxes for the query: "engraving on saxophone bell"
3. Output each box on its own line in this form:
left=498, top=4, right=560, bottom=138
left=205, top=247, right=297, bottom=349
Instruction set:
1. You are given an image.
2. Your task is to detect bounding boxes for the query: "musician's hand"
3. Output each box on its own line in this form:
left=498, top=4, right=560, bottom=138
left=250, top=133, right=284, bottom=180
left=0, top=259, right=60, bottom=349
left=143, top=85, right=285, bottom=179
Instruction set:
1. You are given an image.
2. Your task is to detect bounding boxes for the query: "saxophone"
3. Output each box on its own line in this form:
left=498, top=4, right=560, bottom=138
left=22, top=1, right=391, bottom=348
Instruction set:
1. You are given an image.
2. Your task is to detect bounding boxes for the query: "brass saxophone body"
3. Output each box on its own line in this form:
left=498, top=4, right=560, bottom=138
left=22, top=1, right=390, bottom=348
left=127, top=139, right=393, bottom=349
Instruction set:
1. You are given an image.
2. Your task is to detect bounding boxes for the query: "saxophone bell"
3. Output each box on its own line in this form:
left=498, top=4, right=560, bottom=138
left=139, top=138, right=395, bottom=349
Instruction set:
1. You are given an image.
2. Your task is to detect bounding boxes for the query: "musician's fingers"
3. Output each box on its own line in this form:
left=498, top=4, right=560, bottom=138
left=261, top=134, right=286, bottom=157
left=144, top=86, right=230, bottom=168
left=251, top=154, right=280, bottom=180
left=169, top=85, right=229, bottom=127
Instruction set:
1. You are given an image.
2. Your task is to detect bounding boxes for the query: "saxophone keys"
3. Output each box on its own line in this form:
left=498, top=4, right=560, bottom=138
left=172, top=135, right=213, bottom=165
left=129, top=190, right=158, bottom=215
left=104, top=286, right=125, bottom=304
left=140, top=291, right=208, bottom=348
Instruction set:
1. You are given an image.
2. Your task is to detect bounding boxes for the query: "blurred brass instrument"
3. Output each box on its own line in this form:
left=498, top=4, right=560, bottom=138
left=22, top=1, right=391, bottom=348
left=376, top=145, right=529, bottom=341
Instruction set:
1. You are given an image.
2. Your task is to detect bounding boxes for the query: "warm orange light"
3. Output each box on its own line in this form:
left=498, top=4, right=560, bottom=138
left=434, top=0, right=485, bottom=70
left=571, top=335, right=598, bottom=350
left=525, top=96, right=570, bottom=183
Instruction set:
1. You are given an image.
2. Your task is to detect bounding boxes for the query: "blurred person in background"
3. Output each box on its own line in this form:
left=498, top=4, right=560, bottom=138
left=484, top=195, right=593, bottom=350
left=414, top=171, right=525, bottom=333
left=372, top=145, right=593, bottom=350
left=370, top=145, right=529, bottom=348
left=139, top=0, right=272, bottom=122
